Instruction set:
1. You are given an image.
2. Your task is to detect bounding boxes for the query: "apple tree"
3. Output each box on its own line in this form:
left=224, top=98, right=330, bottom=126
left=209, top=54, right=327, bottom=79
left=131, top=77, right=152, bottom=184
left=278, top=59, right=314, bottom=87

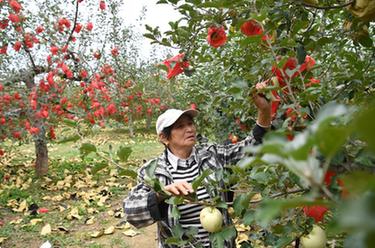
left=0, top=0, right=168, bottom=176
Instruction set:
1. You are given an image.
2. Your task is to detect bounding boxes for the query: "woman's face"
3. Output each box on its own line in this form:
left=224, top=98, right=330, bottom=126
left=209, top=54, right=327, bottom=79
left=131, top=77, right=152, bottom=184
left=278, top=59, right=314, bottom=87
left=165, top=114, right=196, bottom=151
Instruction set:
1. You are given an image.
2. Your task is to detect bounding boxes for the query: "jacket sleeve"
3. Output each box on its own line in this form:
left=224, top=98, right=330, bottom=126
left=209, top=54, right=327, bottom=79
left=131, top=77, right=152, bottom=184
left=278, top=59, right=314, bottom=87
left=212, top=124, right=268, bottom=166
left=123, top=162, right=165, bottom=228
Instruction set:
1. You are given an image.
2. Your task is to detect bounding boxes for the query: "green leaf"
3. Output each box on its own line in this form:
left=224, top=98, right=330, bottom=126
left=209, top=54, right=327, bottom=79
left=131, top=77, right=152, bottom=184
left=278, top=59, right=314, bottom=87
left=338, top=191, right=375, bottom=232
left=296, top=44, right=306, bottom=65
left=118, top=169, right=137, bottom=179
left=233, top=193, right=254, bottom=217
left=79, top=143, right=97, bottom=156
left=314, top=102, right=348, bottom=124
left=354, top=101, right=375, bottom=153
left=91, top=162, right=108, bottom=174
left=57, top=134, right=80, bottom=144
left=357, top=35, right=373, bottom=47
left=243, top=210, right=255, bottom=225
left=341, top=171, right=375, bottom=194
left=171, top=204, right=181, bottom=219
left=275, top=236, right=295, bottom=248
left=315, top=119, right=349, bottom=158
left=63, top=119, right=77, bottom=127
left=191, top=169, right=212, bottom=191
left=144, top=177, right=164, bottom=193
left=255, top=198, right=330, bottom=227
left=143, top=33, right=155, bottom=40
left=117, top=146, right=132, bottom=162
left=145, top=160, right=158, bottom=179
left=210, top=226, right=237, bottom=248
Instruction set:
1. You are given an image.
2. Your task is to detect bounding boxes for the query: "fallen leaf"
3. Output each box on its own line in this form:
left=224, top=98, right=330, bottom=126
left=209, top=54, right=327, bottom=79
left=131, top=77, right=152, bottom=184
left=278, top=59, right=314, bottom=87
left=51, top=195, right=64, bottom=202
left=67, top=207, right=81, bottom=220
left=114, top=210, right=124, bottom=218
left=87, top=207, right=97, bottom=214
left=42, top=196, right=52, bottom=201
left=251, top=193, right=262, bottom=202
left=85, top=216, right=95, bottom=225
left=104, top=226, right=115, bottom=235
left=30, top=218, right=43, bottom=225
left=39, top=240, right=52, bottom=248
left=6, top=199, right=18, bottom=208
left=236, top=233, right=249, bottom=244
left=109, top=169, right=118, bottom=177
left=122, top=229, right=139, bottom=237
left=9, top=218, right=23, bottom=224
left=41, top=223, right=52, bottom=236
left=90, top=230, right=104, bottom=238
left=0, top=237, right=7, bottom=243
left=126, top=182, right=133, bottom=190
left=13, top=200, right=28, bottom=212
left=107, top=210, right=114, bottom=216
left=116, top=222, right=132, bottom=230
left=236, top=224, right=250, bottom=232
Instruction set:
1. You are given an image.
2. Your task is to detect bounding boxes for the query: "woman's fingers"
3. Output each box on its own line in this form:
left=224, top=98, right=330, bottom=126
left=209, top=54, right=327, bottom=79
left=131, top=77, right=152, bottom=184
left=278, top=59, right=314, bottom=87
left=181, top=181, right=194, bottom=193
left=165, top=182, right=194, bottom=196
left=176, top=183, right=189, bottom=195
left=165, top=185, right=180, bottom=195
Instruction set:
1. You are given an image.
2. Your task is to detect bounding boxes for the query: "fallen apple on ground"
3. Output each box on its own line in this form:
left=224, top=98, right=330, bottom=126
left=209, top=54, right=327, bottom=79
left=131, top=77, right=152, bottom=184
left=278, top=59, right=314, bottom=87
left=300, top=224, right=327, bottom=248
left=199, top=206, right=223, bottom=233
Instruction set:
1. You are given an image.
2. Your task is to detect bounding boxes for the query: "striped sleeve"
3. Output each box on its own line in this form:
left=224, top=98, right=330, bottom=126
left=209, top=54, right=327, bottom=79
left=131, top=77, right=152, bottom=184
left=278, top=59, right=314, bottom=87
left=213, top=124, right=267, bottom=166
left=123, top=162, right=164, bottom=228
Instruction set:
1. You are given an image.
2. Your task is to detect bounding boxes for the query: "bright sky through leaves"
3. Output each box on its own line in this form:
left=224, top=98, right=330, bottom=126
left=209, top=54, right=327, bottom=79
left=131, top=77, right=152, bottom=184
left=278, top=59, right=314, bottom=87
left=120, top=0, right=181, bottom=58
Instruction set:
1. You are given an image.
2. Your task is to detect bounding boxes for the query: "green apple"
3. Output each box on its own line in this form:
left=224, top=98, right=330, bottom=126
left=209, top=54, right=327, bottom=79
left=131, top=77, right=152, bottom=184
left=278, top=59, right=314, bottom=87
left=301, top=225, right=327, bottom=248
left=199, top=206, right=223, bottom=233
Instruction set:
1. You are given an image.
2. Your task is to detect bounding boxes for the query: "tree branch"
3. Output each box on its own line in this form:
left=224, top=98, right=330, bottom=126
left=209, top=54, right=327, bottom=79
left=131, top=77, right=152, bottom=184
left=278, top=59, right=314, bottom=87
left=249, top=188, right=307, bottom=204
left=25, top=47, right=37, bottom=73
left=300, top=0, right=355, bottom=10
left=65, top=0, right=80, bottom=48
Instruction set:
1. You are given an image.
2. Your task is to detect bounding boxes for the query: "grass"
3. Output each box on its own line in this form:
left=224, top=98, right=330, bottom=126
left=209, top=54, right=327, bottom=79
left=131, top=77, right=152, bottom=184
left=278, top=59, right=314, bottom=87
left=0, top=125, right=162, bottom=248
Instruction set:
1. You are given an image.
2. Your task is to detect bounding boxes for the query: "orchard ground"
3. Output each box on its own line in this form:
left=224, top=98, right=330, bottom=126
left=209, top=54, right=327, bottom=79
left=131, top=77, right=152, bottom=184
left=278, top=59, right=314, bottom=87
left=0, top=124, right=162, bottom=248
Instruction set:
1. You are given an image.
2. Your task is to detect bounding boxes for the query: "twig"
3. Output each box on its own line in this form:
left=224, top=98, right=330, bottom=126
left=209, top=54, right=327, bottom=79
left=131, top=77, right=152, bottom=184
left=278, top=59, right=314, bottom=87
left=181, top=188, right=307, bottom=206
left=65, top=0, right=80, bottom=48
left=25, top=48, right=37, bottom=73
left=304, top=9, right=317, bottom=33
left=95, top=152, right=137, bottom=182
left=300, top=0, right=355, bottom=10
left=250, top=188, right=307, bottom=204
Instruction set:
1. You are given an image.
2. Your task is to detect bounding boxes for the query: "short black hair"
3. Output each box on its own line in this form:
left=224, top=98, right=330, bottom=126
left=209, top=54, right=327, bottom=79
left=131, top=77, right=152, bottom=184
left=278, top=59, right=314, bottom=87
left=161, top=125, right=173, bottom=140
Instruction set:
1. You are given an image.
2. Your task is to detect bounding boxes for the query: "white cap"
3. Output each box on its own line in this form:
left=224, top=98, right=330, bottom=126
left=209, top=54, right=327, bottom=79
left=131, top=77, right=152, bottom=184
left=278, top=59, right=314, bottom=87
left=156, top=109, right=198, bottom=135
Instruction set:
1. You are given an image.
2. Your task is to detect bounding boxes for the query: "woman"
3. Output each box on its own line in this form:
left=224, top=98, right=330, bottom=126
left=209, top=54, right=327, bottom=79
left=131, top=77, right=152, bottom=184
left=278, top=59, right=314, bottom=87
left=123, top=93, right=271, bottom=247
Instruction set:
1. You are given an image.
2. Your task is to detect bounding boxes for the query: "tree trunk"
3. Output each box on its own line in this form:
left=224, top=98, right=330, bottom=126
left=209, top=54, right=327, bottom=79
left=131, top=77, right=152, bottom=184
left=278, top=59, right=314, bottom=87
left=146, top=114, right=152, bottom=129
left=128, top=114, right=134, bottom=137
left=34, top=123, right=48, bottom=177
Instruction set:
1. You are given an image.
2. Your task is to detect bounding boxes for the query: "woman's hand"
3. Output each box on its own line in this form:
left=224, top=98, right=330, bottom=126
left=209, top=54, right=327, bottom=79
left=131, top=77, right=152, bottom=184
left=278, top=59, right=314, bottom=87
left=164, top=181, right=194, bottom=196
left=253, top=81, right=272, bottom=127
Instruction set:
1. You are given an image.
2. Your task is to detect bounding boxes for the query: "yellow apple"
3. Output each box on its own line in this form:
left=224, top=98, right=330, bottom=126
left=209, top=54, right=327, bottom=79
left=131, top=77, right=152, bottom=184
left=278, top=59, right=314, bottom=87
left=301, top=225, right=327, bottom=248
left=199, top=206, right=223, bottom=233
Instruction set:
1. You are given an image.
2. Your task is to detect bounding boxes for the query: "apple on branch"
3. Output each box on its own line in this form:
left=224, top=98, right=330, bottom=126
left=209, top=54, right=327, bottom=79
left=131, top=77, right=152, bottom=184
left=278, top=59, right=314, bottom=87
left=199, top=206, right=223, bottom=233
left=300, top=224, right=327, bottom=248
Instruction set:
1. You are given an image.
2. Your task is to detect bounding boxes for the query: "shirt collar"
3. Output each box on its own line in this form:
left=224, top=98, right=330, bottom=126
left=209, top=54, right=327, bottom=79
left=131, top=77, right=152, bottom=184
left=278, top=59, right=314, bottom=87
left=167, top=147, right=196, bottom=171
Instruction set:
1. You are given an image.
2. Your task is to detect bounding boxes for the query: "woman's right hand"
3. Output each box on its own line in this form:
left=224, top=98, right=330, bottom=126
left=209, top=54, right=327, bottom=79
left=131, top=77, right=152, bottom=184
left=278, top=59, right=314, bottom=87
left=164, top=181, right=194, bottom=196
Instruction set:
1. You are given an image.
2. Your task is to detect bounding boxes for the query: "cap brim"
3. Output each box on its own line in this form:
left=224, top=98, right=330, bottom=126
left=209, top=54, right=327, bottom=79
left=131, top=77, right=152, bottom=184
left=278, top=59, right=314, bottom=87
left=181, top=109, right=198, bottom=118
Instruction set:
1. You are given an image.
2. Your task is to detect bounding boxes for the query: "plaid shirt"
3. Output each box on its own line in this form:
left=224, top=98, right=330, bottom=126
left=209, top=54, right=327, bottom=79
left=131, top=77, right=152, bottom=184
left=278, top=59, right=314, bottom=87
left=123, top=124, right=266, bottom=248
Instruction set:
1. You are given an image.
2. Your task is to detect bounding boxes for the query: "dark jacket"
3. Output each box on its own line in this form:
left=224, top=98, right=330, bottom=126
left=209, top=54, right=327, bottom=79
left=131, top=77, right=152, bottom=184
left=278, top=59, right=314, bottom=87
left=123, top=125, right=267, bottom=247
